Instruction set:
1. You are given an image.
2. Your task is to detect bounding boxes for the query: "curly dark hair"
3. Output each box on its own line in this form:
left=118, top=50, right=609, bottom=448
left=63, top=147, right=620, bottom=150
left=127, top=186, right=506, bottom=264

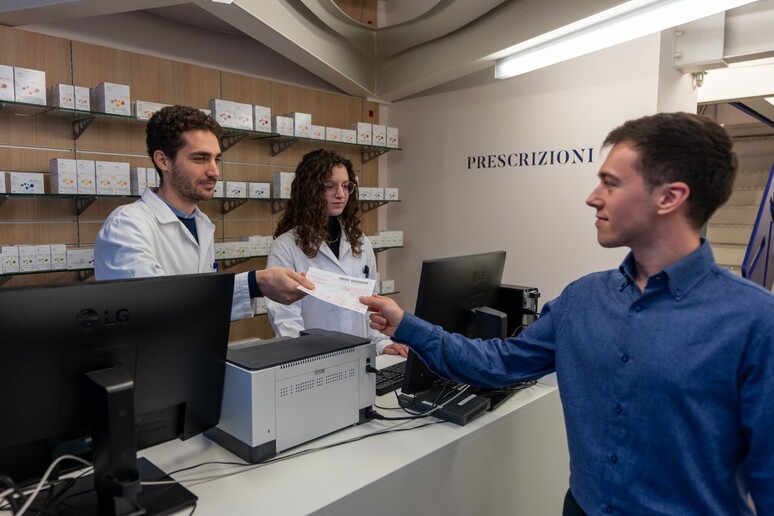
left=603, top=112, right=737, bottom=230
left=146, top=105, right=223, bottom=182
left=274, top=149, right=364, bottom=258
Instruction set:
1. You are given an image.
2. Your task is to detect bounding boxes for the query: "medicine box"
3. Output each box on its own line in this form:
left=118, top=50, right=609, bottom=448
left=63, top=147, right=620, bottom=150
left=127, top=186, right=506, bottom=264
left=35, top=245, right=51, bottom=271
left=253, top=105, right=271, bottom=132
left=74, top=86, right=90, bottom=111
left=47, top=84, right=75, bottom=109
left=77, top=160, right=96, bottom=195
left=272, top=116, right=294, bottom=136
left=384, top=187, right=399, bottom=201
left=225, top=181, right=247, bottom=199
left=380, top=279, right=395, bottom=295
left=14, top=67, right=46, bottom=105
left=90, top=82, right=131, bottom=116
left=272, top=171, right=294, bottom=199
left=18, top=245, right=37, bottom=272
left=359, top=187, right=372, bottom=200
left=341, top=129, right=356, bottom=144
left=212, top=182, right=223, bottom=198
left=50, top=244, right=67, bottom=271
left=252, top=297, right=267, bottom=315
left=130, top=167, right=147, bottom=195
left=2, top=246, right=20, bottom=274
left=146, top=168, right=159, bottom=189
left=386, top=127, right=399, bottom=148
left=352, top=122, right=372, bottom=145
left=50, top=158, right=78, bottom=194
left=248, top=182, right=271, bottom=199
left=371, top=187, right=384, bottom=201
left=133, top=100, right=168, bottom=120
left=95, top=161, right=130, bottom=195
left=0, top=65, right=14, bottom=102
left=310, top=125, right=325, bottom=140
left=234, top=102, right=253, bottom=131
left=372, top=124, right=386, bottom=147
left=286, top=112, right=312, bottom=138
left=208, top=99, right=237, bottom=129
left=0, top=171, right=6, bottom=194
left=66, top=248, right=94, bottom=270
left=10, top=172, right=45, bottom=194
left=325, top=127, right=341, bottom=142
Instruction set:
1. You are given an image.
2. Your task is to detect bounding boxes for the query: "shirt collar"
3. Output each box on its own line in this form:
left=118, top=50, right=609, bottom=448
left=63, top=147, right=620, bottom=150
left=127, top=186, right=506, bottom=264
left=157, top=192, right=197, bottom=219
left=618, top=239, right=716, bottom=299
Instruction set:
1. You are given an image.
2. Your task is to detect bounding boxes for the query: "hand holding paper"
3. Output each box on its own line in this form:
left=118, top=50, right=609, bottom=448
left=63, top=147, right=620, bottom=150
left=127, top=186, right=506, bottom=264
left=299, top=267, right=376, bottom=314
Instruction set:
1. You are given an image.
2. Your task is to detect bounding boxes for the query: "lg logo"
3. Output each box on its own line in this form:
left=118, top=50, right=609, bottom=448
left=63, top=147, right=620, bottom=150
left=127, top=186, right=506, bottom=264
left=75, top=308, right=129, bottom=331
left=473, top=270, right=486, bottom=282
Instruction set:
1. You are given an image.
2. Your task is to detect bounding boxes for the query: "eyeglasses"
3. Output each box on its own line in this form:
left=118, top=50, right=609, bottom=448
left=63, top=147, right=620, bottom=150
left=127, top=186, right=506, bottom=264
left=323, top=182, right=356, bottom=195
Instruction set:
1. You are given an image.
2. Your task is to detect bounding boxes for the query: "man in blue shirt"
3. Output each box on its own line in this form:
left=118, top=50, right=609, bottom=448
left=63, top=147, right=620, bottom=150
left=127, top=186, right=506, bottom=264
left=361, top=112, right=774, bottom=515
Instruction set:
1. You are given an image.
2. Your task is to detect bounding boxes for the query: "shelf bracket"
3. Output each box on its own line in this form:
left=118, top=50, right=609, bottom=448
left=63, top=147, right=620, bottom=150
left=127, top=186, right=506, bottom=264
left=221, top=199, right=248, bottom=214
left=361, top=148, right=390, bottom=163
left=0, top=276, right=13, bottom=287
left=0, top=195, right=8, bottom=209
left=220, top=132, right=247, bottom=151
left=76, top=196, right=97, bottom=215
left=271, top=199, right=288, bottom=214
left=79, top=269, right=95, bottom=281
left=271, top=138, right=298, bottom=156
left=360, top=200, right=388, bottom=213
left=73, top=116, right=96, bottom=140
left=220, top=257, right=252, bottom=270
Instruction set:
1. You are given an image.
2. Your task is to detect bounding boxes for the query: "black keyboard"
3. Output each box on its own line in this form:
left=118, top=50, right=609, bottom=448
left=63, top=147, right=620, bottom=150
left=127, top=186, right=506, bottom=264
left=375, top=360, right=406, bottom=395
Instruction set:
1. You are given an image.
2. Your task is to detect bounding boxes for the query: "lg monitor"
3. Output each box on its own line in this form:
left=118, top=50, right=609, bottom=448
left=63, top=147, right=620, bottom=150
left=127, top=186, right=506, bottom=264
left=742, top=161, right=774, bottom=289
left=0, top=272, right=234, bottom=515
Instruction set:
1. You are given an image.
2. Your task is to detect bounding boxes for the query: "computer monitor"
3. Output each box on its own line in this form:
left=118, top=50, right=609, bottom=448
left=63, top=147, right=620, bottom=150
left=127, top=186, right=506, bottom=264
left=0, top=272, right=235, bottom=515
left=401, top=251, right=507, bottom=395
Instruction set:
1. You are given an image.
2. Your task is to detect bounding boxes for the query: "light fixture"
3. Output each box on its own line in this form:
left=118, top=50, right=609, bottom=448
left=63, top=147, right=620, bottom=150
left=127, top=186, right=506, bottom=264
left=494, top=0, right=760, bottom=79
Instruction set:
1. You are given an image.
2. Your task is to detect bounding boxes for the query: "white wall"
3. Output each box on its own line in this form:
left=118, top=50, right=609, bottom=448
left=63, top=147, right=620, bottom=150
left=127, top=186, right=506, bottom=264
left=383, top=34, right=698, bottom=312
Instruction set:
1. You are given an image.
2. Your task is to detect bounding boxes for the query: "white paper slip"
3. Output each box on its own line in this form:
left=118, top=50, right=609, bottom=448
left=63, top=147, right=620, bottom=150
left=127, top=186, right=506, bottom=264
left=299, top=267, right=376, bottom=314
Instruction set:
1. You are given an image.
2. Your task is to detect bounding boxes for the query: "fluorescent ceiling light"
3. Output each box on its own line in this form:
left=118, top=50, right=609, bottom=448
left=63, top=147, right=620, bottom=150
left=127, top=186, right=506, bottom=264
left=494, top=0, right=760, bottom=79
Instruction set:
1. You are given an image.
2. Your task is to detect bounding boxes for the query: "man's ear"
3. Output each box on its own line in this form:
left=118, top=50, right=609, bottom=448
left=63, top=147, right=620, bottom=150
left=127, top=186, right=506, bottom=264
left=656, top=181, right=690, bottom=216
left=152, top=150, right=170, bottom=172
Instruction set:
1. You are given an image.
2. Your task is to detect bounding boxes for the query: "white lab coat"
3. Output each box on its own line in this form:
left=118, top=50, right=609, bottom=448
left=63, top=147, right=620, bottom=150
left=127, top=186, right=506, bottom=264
left=93, top=188, right=253, bottom=320
left=266, top=228, right=392, bottom=353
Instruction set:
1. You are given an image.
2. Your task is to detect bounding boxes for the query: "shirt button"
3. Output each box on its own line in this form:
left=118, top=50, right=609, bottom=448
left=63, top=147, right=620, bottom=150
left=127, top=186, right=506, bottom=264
left=615, top=405, right=622, bottom=415
left=610, top=454, right=618, bottom=464
left=621, top=355, right=629, bottom=363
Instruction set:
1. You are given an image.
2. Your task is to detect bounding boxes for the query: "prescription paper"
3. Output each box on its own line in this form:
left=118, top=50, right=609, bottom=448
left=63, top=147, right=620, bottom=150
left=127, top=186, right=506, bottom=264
left=299, top=267, right=376, bottom=314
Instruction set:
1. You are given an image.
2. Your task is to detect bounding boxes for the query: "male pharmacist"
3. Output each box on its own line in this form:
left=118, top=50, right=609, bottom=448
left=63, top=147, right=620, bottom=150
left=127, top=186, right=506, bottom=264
left=362, top=112, right=774, bottom=515
left=95, top=105, right=312, bottom=319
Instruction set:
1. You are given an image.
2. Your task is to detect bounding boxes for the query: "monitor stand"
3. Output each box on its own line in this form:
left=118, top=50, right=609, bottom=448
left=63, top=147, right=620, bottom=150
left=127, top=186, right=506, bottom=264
left=25, top=457, right=197, bottom=515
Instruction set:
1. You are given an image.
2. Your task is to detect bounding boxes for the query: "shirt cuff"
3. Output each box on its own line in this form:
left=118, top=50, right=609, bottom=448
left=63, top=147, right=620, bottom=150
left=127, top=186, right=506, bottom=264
left=248, top=270, right=261, bottom=298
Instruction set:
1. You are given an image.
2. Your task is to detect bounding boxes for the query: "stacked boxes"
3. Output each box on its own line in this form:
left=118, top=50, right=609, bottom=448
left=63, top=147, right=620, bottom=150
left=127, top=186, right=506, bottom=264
left=272, top=171, right=295, bottom=199
left=77, top=160, right=96, bottom=194
left=47, top=84, right=75, bottom=109
left=13, top=67, right=46, bottom=105
left=49, top=158, right=78, bottom=194
left=253, top=105, right=271, bottom=132
left=95, top=161, right=131, bottom=195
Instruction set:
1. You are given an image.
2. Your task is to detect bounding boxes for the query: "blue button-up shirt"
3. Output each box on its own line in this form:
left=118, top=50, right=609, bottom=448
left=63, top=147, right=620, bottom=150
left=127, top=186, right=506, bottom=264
left=395, top=240, right=774, bottom=515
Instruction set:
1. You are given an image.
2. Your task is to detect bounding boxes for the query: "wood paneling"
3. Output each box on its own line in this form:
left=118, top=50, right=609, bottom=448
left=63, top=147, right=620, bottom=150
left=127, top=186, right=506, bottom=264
left=0, top=25, right=391, bottom=341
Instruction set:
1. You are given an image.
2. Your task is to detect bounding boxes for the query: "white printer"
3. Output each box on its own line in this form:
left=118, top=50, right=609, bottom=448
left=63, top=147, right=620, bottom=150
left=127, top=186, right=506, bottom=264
left=206, top=329, right=376, bottom=463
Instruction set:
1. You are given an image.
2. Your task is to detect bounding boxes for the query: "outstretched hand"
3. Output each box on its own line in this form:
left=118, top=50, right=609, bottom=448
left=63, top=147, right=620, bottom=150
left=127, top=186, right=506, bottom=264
left=360, top=294, right=405, bottom=337
left=257, top=267, right=314, bottom=304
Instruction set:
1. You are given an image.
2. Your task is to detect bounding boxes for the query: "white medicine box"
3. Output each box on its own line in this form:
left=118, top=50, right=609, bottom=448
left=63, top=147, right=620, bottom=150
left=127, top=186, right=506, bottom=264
left=208, top=99, right=237, bottom=129
left=225, top=181, right=247, bottom=199
left=74, top=86, right=90, bottom=111
left=90, top=82, right=131, bottom=116
left=77, top=160, right=96, bottom=195
left=0, top=171, right=6, bottom=194
left=385, top=187, right=399, bottom=201
left=49, top=158, right=78, bottom=194
left=50, top=244, right=67, bottom=271
left=253, top=105, right=271, bottom=132
left=248, top=182, right=271, bottom=199
left=95, top=161, right=130, bottom=195
left=310, top=125, right=325, bottom=140
left=2, top=246, right=20, bottom=274
left=133, top=101, right=167, bottom=120
left=13, top=67, right=46, bottom=105
left=66, top=248, right=94, bottom=270
left=386, top=127, right=399, bottom=149
left=286, top=112, right=312, bottom=138
left=18, top=245, right=37, bottom=272
left=325, top=127, right=341, bottom=142
left=234, top=102, right=253, bottom=131
left=130, top=167, right=147, bottom=195
left=10, top=172, right=44, bottom=194
left=47, top=84, right=75, bottom=109
left=341, top=129, right=356, bottom=144
left=35, top=245, right=52, bottom=271
left=272, top=116, right=294, bottom=136
left=0, top=65, right=14, bottom=102
left=372, top=124, right=386, bottom=147
left=272, top=171, right=295, bottom=199
left=352, top=122, right=372, bottom=145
